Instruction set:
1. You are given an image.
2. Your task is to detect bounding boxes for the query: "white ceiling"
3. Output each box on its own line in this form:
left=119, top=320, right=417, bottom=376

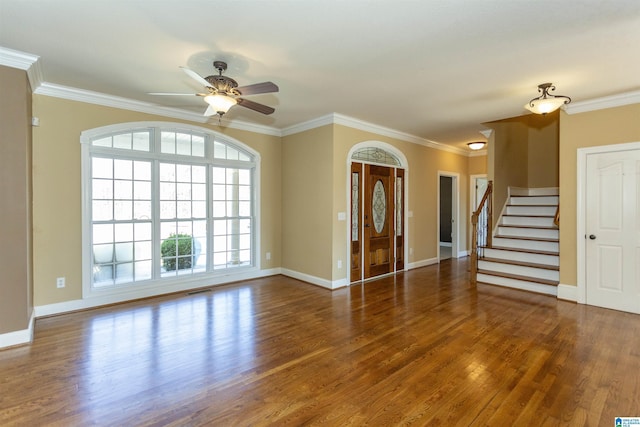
left=1, top=0, right=639, bottom=150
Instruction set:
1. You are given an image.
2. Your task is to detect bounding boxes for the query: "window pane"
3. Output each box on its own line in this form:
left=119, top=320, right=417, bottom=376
left=114, top=223, right=133, bottom=242
left=132, top=132, right=150, bottom=151
left=92, top=158, right=113, bottom=179
left=114, top=133, right=132, bottom=150
left=93, top=137, right=111, bottom=147
left=93, top=201, right=113, bottom=221
left=93, top=179, right=113, bottom=199
left=213, top=141, right=226, bottom=159
left=134, top=161, right=151, bottom=181
left=159, top=163, right=175, bottom=181
left=114, top=201, right=133, bottom=220
left=93, top=224, right=113, bottom=244
left=115, top=242, right=134, bottom=262
left=134, top=181, right=151, bottom=200
left=192, top=167, right=206, bottom=183
left=114, top=159, right=132, bottom=180
left=114, top=180, right=132, bottom=199
left=176, top=133, right=191, bottom=156
left=134, top=201, right=152, bottom=220
left=192, top=136, right=205, bottom=157
left=161, top=132, right=176, bottom=154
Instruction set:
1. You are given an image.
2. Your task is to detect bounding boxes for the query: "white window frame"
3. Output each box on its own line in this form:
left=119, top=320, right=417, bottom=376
left=80, top=122, right=261, bottom=299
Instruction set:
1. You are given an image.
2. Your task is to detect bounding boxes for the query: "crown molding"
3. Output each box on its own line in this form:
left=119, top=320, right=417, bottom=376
left=565, top=89, right=640, bottom=115
left=283, top=112, right=470, bottom=156
left=281, top=114, right=335, bottom=136
left=33, top=82, right=282, bottom=136
left=0, top=46, right=44, bottom=90
left=0, top=46, right=38, bottom=70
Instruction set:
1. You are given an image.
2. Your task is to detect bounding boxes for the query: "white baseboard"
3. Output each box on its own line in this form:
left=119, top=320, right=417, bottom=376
left=557, top=283, right=578, bottom=302
left=456, top=250, right=469, bottom=258
left=281, top=268, right=347, bottom=290
left=35, top=268, right=282, bottom=318
left=407, top=257, right=439, bottom=270
left=439, top=242, right=452, bottom=247
left=0, top=309, right=35, bottom=349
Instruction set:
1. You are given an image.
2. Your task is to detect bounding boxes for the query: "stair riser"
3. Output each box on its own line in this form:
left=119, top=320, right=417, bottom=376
left=478, top=261, right=558, bottom=281
left=482, top=248, right=559, bottom=266
left=501, top=216, right=555, bottom=227
left=492, top=237, right=559, bottom=252
left=510, top=196, right=559, bottom=205
left=497, top=227, right=559, bottom=239
left=477, top=273, right=558, bottom=296
left=505, top=206, right=557, bottom=216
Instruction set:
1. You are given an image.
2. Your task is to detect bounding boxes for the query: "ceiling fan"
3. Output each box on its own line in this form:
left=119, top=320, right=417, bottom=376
left=150, top=60, right=279, bottom=118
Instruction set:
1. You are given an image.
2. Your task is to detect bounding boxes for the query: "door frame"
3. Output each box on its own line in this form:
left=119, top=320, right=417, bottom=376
left=347, top=141, right=409, bottom=284
left=437, top=171, right=460, bottom=261
left=470, top=174, right=488, bottom=212
left=577, top=140, right=640, bottom=304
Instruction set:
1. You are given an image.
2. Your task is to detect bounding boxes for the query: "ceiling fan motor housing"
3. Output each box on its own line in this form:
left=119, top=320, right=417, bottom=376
left=205, top=75, right=239, bottom=94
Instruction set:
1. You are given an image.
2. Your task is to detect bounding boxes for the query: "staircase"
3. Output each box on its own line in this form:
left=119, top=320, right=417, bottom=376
left=476, top=188, right=559, bottom=296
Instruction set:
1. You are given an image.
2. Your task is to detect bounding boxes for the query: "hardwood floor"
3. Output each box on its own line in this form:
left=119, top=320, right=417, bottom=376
left=1, top=258, right=639, bottom=426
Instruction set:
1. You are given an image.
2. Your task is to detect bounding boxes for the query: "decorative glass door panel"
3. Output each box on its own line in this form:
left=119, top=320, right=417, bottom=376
left=363, top=164, right=394, bottom=279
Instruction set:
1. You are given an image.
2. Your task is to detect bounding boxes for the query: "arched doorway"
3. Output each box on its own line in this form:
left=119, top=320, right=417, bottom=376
left=348, top=143, right=407, bottom=282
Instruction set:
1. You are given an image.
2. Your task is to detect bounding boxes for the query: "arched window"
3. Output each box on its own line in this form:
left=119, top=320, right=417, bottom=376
left=351, top=147, right=400, bottom=166
left=81, top=122, right=258, bottom=296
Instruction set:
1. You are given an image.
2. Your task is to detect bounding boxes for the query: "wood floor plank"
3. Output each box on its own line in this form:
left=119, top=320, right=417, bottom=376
left=1, top=258, right=639, bottom=425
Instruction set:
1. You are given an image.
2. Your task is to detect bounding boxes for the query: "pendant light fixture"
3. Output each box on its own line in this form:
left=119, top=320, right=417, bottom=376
left=524, top=83, right=571, bottom=115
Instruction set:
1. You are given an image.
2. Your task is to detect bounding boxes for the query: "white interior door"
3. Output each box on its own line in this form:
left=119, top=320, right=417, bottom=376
left=586, top=149, right=640, bottom=313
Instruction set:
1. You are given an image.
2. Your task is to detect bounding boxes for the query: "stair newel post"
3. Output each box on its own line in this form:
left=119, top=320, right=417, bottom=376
left=471, top=180, right=493, bottom=285
left=487, top=181, right=493, bottom=248
left=471, top=213, right=478, bottom=285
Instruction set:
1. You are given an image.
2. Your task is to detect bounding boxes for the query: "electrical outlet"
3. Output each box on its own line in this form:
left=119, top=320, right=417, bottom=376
left=337, top=260, right=343, bottom=269
left=409, top=248, right=414, bottom=255
left=266, top=252, right=271, bottom=260
left=56, top=277, right=65, bottom=288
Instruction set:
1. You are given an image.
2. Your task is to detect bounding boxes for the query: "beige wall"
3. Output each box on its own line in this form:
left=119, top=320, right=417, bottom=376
left=527, top=112, right=559, bottom=188
left=0, top=66, right=33, bottom=333
left=32, top=95, right=282, bottom=306
left=487, top=113, right=558, bottom=215
left=559, top=103, right=640, bottom=287
left=281, top=126, right=334, bottom=280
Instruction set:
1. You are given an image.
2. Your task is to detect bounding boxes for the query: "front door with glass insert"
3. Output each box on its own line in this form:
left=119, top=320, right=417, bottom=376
left=350, top=162, right=404, bottom=281
left=364, top=165, right=394, bottom=279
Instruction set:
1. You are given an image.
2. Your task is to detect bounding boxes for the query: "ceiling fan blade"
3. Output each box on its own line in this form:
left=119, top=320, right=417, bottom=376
left=236, top=98, right=275, bottom=115
left=180, top=66, right=212, bottom=88
left=235, top=81, right=279, bottom=96
left=148, top=92, right=204, bottom=96
left=204, top=105, right=217, bottom=117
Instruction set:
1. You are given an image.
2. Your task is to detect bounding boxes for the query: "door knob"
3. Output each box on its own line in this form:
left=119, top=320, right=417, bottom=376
left=589, top=234, right=596, bottom=240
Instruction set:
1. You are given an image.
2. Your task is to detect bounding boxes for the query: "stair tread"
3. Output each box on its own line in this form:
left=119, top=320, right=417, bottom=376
left=507, top=204, right=558, bottom=207
left=479, top=257, right=559, bottom=271
left=502, top=214, right=555, bottom=218
left=484, top=245, right=559, bottom=256
left=499, top=225, right=558, bottom=230
left=477, top=269, right=559, bottom=286
left=494, top=235, right=559, bottom=242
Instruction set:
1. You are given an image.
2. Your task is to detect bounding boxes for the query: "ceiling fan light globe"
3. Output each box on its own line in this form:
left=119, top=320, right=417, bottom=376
left=204, top=94, right=237, bottom=113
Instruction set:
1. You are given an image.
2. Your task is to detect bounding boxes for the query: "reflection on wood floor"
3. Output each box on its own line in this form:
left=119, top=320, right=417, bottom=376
left=1, top=258, right=639, bottom=425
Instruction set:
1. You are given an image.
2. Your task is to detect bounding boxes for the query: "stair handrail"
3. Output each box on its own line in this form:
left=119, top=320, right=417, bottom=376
left=471, top=180, right=493, bottom=285
left=554, top=204, right=560, bottom=227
